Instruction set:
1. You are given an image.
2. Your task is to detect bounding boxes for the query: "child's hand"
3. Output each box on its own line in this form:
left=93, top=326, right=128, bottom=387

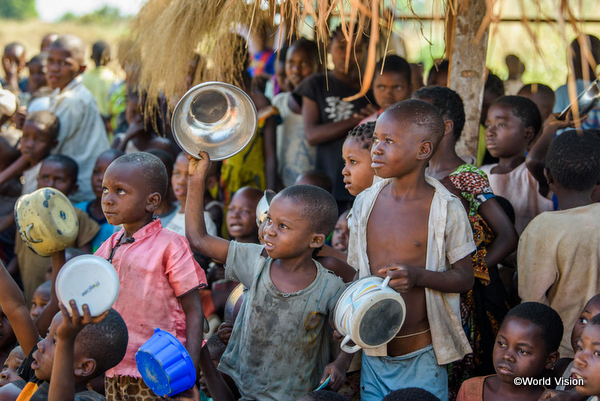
left=187, top=151, right=211, bottom=178
left=378, top=264, right=420, bottom=293
left=56, top=301, right=109, bottom=342
left=545, top=112, right=577, bottom=133
left=320, top=359, right=347, bottom=391
left=217, top=322, right=233, bottom=345
left=352, top=104, right=379, bottom=120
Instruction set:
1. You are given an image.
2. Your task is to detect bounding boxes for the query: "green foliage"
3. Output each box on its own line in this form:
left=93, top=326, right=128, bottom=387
left=58, top=5, right=131, bottom=25
left=0, top=0, right=38, bottom=20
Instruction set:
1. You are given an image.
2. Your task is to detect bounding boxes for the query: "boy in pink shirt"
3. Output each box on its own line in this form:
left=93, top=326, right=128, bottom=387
left=95, top=152, right=206, bottom=400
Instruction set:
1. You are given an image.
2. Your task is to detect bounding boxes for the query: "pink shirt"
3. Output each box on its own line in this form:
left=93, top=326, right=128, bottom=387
left=95, top=219, right=207, bottom=378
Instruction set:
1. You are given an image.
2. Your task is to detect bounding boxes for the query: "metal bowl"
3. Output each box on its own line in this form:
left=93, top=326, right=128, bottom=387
left=171, top=82, right=258, bottom=161
left=558, top=78, right=600, bottom=120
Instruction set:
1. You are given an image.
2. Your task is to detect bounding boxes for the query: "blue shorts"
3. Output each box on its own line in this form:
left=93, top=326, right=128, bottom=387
left=360, top=344, right=448, bottom=401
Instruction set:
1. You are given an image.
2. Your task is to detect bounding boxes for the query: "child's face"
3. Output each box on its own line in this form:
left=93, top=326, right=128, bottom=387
left=2, top=49, right=25, bottom=74
left=38, top=161, right=77, bottom=196
left=30, top=287, right=50, bottom=321
left=573, top=324, right=600, bottom=396
left=32, top=313, right=61, bottom=381
left=572, top=297, right=600, bottom=353
left=47, top=45, right=83, bottom=91
left=285, top=47, right=316, bottom=88
left=20, top=121, right=57, bottom=164
left=484, top=104, right=531, bottom=159
left=330, top=36, right=364, bottom=75
left=263, top=196, right=321, bottom=259
left=371, top=113, right=423, bottom=179
left=331, top=211, right=349, bottom=252
left=102, top=163, right=155, bottom=226
left=493, top=316, right=556, bottom=384
left=227, top=191, right=259, bottom=240
left=92, top=153, right=118, bottom=200
left=373, top=72, right=411, bottom=111
left=0, top=306, right=14, bottom=352
left=0, top=348, right=25, bottom=387
left=28, top=61, right=48, bottom=92
left=342, top=137, right=375, bottom=196
left=171, top=154, right=189, bottom=204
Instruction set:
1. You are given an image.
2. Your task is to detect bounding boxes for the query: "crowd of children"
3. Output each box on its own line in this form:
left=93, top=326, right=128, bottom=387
left=0, top=25, right=599, bottom=401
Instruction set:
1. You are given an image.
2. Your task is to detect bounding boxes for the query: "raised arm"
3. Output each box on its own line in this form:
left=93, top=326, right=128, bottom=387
left=526, top=113, right=575, bottom=195
left=302, top=97, right=363, bottom=146
left=0, top=260, right=39, bottom=356
left=185, top=151, right=230, bottom=264
left=34, top=251, right=65, bottom=336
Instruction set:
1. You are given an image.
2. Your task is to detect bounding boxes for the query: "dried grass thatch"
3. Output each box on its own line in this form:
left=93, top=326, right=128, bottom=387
left=125, top=0, right=598, bottom=119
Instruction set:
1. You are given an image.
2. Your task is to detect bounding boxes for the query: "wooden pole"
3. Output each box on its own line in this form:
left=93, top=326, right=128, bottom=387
left=447, top=0, right=489, bottom=158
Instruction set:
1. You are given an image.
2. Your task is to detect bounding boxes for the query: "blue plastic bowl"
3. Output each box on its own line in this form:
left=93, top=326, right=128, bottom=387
left=135, top=328, right=196, bottom=397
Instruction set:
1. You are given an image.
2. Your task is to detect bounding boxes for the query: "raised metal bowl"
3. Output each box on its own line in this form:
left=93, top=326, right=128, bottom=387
left=171, top=82, right=258, bottom=160
left=558, top=78, right=600, bottom=120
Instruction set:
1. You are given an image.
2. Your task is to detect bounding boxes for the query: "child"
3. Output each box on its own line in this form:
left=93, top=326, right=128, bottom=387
left=95, top=152, right=206, bottom=399
left=29, top=281, right=51, bottom=321
left=111, top=89, right=176, bottom=155
left=198, top=334, right=228, bottom=400
left=518, top=129, right=600, bottom=358
left=295, top=170, right=333, bottom=193
left=15, top=155, right=100, bottom=305
left=82, top=41, right=117, bottom=125
left=0, top=255, right=128, bottom=400
left=272, top=39, right=320, bottom=187
left=0, top=346, right=24, bottom=387
left=74, top=149, right=124, bottom=252
left=146, top=149, right=178, bottom=224
left=477, top=73, right=505, bottom=167
left=341, top=121, right=376, bottom=196
left=517, top=83, right=555, bottom=123
left=347, top=100, right=476, bottom=401
left=1, top=43, right=27, bottom=93
left=457, top=302, right=563, bottom=401
left=40, top=34, right=58, bottom=53
left=226, top=186, right=263, bottom=243
left=480, top=95, right=553, bottom=234
left=19, top=111, right=60, bottom=195
left=46, top=34, right=110, bottom=202
left=295, top=26, right=375, bottom=205
left=414, top=86, right=517, bottom=380
left=360, top=55, right=412, bottom=123
left=24, top=53, right=52, bottom=114
left=332, top=210, right=349, bottom=252
left=572, top=314, right=600, bottom=398
left=426, top=60, right=449, bottom=87
left=185, top=151, right=350, bottom=400
left=165, top=152, right=217, bottom=237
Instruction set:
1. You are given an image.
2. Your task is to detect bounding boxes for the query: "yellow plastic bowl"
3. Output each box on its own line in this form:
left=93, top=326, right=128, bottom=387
left=14, top=187, right=79, bottom=257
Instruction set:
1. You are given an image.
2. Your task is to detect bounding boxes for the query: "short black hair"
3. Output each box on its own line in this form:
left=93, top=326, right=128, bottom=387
left=485, top=73, right=505, bottom=98
left=303, top=390, right=347, bottom=401
left=43, top=155, right=78, bottom=182
left=491, top=95, right=542, bottom=136
left=4, top=42, right=24, bottom=56
left=34, top=280, right=51, bottom=295
left=98, top=148, right=125, bottom=163
left=289, top=39, right=319, bottom=65
left=91, top=41, right=110, bottom=65
left=413, top=86, right=465, bottom=141
left=277, top=185, right=338, bottom=236
left=28, top=52, right=48, bottom=66
left=296, top=170, right=333, bottom=194
left=25, top=111, right=60, bottom=141
left=427, top=59, right=449, bottom=85
left=518, top=83, right=554, bottom=99
left=145, top=149, right=174, bottom=183
left=546, top=129, right=600, bottom=192
left=206, top=333, right=226, bottom=361
left=382, top=387, right=441, bottom=401
left=376, top=55, right=411, bottom=84
left=77, top=309, right=128, bottom=376
left=505, top=302, right=564, bottom=353
left=330, top=24, right=367, bottom=45
left=347, top=121, right=375, bottom=149
left=111, top=152, right=168, bottom=197
left=382, top=99, right=446, bottom=148
left=50, top=34, right=85, bottom=65
left=275, top=46, right=288, bottom=63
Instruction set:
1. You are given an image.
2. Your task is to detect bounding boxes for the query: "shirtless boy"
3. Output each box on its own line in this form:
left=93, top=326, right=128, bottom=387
left=348, top=99, right=476, bottom=401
